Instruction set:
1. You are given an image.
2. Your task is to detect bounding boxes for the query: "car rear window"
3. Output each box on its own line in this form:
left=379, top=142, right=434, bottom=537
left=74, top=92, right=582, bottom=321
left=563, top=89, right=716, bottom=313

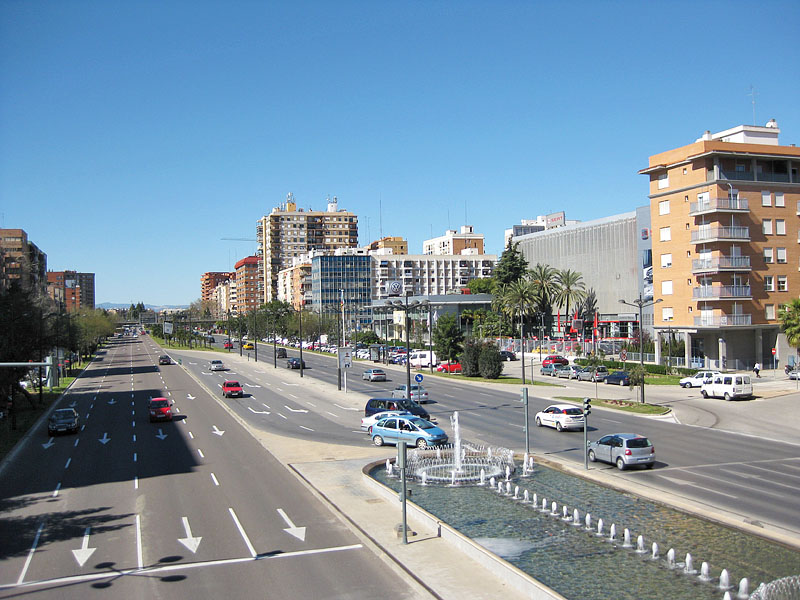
left=564, top=408, right=583, bottom=416
left=626, top=437, right=651, bottom=448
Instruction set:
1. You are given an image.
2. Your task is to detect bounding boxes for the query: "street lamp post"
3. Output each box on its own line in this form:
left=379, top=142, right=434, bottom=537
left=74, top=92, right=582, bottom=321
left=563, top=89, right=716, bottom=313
left=387, top=294, right=428, bottom=401
left=519, top=302, right=526, bottom=385
left=619, top=293, right=662, bottom=404
left=299, top=301, right=304, bottom=378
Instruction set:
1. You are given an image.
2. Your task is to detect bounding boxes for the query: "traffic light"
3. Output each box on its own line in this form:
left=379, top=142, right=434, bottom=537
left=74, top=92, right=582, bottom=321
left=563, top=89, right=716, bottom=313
left=583, top=398, right=591, bottom=416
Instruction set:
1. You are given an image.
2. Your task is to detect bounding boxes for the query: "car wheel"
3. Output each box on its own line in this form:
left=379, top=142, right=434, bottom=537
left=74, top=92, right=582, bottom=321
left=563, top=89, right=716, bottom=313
left=701, top=390, right=709, bottom=398
left=682, top=382, right=691, bottom=388
left=724, top=392, right=732, bottom=401
left=616, top=457, right=626, bottom=471
left=416, top=438, right=428, bottom=449
left=535, top=417, right=542, bottom=427
left=556, top=422, right=563, bottom=432
left=588, top=450, right=596, bottom=463
left=372, top=435, right=384, bottom=447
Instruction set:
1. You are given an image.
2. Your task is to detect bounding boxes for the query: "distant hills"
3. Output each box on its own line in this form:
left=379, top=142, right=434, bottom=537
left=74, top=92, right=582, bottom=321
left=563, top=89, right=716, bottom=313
left=97, top=302, right=189, bottom=311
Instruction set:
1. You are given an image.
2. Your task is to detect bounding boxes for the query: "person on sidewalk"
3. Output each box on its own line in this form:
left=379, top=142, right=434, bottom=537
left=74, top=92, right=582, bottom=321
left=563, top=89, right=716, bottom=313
left=753, top=362, right=761, bottom=378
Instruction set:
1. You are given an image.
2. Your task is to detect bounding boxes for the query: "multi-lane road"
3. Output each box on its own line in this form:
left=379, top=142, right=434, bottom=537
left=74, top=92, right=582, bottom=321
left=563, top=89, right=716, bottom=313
left=0, top=336, right=420, bottom=599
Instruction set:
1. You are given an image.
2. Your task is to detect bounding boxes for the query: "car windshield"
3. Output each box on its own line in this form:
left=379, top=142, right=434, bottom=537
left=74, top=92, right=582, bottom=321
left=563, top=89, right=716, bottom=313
left=51, top=411, right=74, bottom=421
left=408, top=418, right=434, bottom=429
left=563, top=408, right=583, bottom=416
left=151, top=400, right=169, bottom=408
left=627, top=437, right=651, bottom=448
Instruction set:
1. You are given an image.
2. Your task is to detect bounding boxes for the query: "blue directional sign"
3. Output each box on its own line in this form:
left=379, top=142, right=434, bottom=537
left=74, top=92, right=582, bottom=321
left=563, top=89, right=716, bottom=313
left=414, top=374, right=423, bottom=383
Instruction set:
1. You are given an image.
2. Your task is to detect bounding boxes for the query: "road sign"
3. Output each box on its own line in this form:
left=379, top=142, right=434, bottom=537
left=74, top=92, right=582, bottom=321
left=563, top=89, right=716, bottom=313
left=772, top=348, right=777, bottom=355
left=414, top=374, right=423, bottom=383
left=620, top=350, right=628, bottom=361
left=338, top=347, right=352, bottom=369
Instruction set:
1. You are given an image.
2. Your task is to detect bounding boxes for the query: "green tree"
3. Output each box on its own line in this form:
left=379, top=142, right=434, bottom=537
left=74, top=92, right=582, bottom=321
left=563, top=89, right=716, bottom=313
left=478, top=344, right=503, bottom=379
left=460, top=339, right=483, bottom=377
left=779, top=298, right=800, bottom=351
left=432, top=313, right=464, bottom=363
left=466, top=278, right=495, bottom=295
left=553, top=269, right=587, bottom=332
left=493, top=240, right=528, bottom=286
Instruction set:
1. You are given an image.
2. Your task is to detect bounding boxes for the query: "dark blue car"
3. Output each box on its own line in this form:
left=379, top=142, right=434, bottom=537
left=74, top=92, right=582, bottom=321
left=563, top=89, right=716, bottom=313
left=605, top=371, right=630, bottom=386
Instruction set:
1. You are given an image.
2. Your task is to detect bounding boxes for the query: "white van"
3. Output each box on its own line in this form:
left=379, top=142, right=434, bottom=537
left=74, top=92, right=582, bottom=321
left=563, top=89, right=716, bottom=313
left=409, top=350, right=437, bottom=368
left=701, top=373, right=753, bottom=400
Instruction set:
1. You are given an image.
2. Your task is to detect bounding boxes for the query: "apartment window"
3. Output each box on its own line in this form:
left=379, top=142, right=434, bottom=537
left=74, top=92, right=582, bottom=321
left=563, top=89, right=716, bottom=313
left=660, top=253, right=672, bottom=268
left=662, top=307, right=674, bottom=321
left=776, top=192, right=785, bottom=208
left=777, top=219, right=786, bottom=235
left=764, top=248, right=774, bottom=264
left=658, top=200, right=670, bottom=215
left=765, top=304, right=776, bottom=320
left=777, top=247, right=787, bottom=264
left=764, top=276, right=774, bottom=292
left=778, top=276, right=788, bottom=292
left=763, top=219, right=773, bottom=235
left=659, top=227, right=671, bottom=242
left=658, top=173, right=669, bottom=189
left=762, top=191, right=772, bottom=207
left=661, top=280, right=673, bottom=295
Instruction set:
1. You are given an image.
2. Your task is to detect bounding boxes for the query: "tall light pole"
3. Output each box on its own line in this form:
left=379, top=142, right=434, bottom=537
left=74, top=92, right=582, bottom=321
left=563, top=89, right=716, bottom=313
left=298, top=300, right=304, bottom=378
left=387, top=294, right=429, bottom=401
left=619, top=293, right=662, bottom=404
left=519, top=301, right=526, bottom=385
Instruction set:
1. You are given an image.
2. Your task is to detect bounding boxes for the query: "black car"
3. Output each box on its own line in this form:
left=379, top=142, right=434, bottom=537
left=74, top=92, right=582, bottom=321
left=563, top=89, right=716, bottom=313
left=605, top=370, right=630, bottom=386
left=48, top=408, right=79, bottom=435
left=276, top=348, right=287, bottom=358
left=364, top=397, right=430, bottom=421
left=287, top=357, right=305, bottom=369
left=499, top=350, right=517, bottom=361
left=158, top=355, right=171, bottom=365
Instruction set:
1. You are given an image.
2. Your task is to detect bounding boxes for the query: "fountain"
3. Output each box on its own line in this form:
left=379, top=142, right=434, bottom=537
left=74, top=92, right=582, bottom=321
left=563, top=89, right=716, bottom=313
left=584, top=513, right=592, bottom=531
left=684, top=553, right=696, bottom=575
left=572, top=508, right=580, bottom=526
left=596, top=518, right=604, bottom=537
left=636, top=535, right=645, bottom=554
left=622, top=528, right=632, bottom=548
left=550, top=501, right=558, bottom=516
left=720, top=569, right=732, bottom=590
left=737, top=578, right=749, bottom=599
left=700, top=562, right=711, bottom=582
left=651, top=542, right=659, bottom=560
left=522, top=489, right=529, bottom=503
left=667, top=548, right=676, bottom=569
left=608, top=523, right=616, bottom=542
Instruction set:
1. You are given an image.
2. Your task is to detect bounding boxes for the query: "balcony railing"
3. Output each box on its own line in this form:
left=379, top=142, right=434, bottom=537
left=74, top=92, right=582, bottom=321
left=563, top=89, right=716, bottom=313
left=690, top=226, right=750, bottom=243
left=692, top=285, right=752, bottom=299
left=691, top=255, right=751, bottom=272
left=694, top=314, right=752, bottom=327
left=689, top=197, right=749, bottom=215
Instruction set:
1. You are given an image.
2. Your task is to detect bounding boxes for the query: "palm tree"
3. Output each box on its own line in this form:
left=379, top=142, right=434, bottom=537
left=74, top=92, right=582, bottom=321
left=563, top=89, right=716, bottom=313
left=498, top=279, right=539, bottom=382
left=553, top=269, right=587, bottom=334
left=528, top=264, right=557, bottom=312
left=779, top=299, right=800, bottom=358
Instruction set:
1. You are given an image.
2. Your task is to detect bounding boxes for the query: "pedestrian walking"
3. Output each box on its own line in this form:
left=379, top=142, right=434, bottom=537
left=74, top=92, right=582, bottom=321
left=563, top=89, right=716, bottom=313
left=754, top=362, right=761, bottom=378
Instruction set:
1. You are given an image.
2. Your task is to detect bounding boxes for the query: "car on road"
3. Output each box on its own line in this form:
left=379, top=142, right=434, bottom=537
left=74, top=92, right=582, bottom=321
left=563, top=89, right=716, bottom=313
left=679, top=371, right=721, bottom=388
left=542, top=355, right=569, bottom=367
left=287, top=357, right=306, bottom=369
left=437, top=362, right=462, bottom=373
left=789, top=370, right=800, bottom=380
left=360, top=410, right=411, bottom=431
left=242, top=342, right=254, bottom=350
left=576, top=366, right=609, bottom=382
left=499, top=350, right=517, bottom=361
left=556, top=365, right=582, bottom=379
left=364, top=397, right=430, bottom=421
left=587, top=433, right=655, bottom=470
left=158, top=355, right=171, bottom=365
left=392, top=384, right=429, bottom=403
left=701, top=374, right=753, bottom=400
left=605, top=370, right=630, bottom=386
left=362, top=368, right=387, bottom=382
left=540, top=363, right=559, bottom=376
left=209, top=359, right=226, bottom=371
left=223, top=340, right=233, bottom=349
left=48, top=408, right=79, bottom=435
left=368, top=415, right=448, bottom=448
left=148, top=397, right=173, bottom=422
left=222, top=380, right=243, bottom=398
left=534, top=404, right=585, bottom=432
left=276, top=348, right=287, bottom=358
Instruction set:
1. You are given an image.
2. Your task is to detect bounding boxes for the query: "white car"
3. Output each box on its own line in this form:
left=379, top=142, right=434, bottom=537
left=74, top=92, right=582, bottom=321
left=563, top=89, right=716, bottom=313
left=679, top=371, right=721, bottom=388
left=360, top=410, right=411, bottom=431
left=534, top=404, right=586, bottom=432
left=209, top=359, right=226, bottom=371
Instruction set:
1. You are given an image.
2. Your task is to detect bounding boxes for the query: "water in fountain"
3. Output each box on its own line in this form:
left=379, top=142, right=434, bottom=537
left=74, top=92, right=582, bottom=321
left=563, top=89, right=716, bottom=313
left=667, top=548, right=676, bottom=569
left=551, top=501, right=558, bottom=516
left=497, top=481, right=503, bottom=494
left=513, top=485, right=519, bottom=499
left=636, top=535, right=645, bottom=554
left=505, top=482, right=511, bottom=496
left=562, top=506, right=570, bottom=521
left=522, top=452, right=529, bottom=475
left=700, top=562, right=711, bottom=582
left=489, top=476, right=496, bottom=488
left=421, top=472, right=427, bottom=486
left=572, top=508, right=580, bottom=526
left=652, top=542, right=659, bottom=560
left=386, top=459, right=393, bottom=476
left=585, top=513, right=592, bottom=531
left=533, top=493, right=538, bottom=507
left=596, top=518, right=604, bottom=537
left=719, top=569, right=732, bottom=590
left=479, top=469, right=485, bottom=486
left=623, top=528, right=632, bottom=548
left=505, top=465, right=511, bottom=481
left=523, top=489, right=529, bottom=503
left=540, top=498, right=548, bottom=513
left=737, top=578, right=748, bottom=599
left=608, top=523, right=616, bottom=542
left=684, top=553, right=696, bottom=575
left=450, top=413, right=462, bottom=473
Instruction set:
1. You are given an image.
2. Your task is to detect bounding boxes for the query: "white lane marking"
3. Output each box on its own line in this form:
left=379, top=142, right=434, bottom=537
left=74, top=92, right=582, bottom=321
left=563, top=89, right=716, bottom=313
left=211, top=473, right=219, bottom=486
left=64, top=458, right=71, bottom=469
left=132, top=420, right=136, bottom=428
left=133, top=453, right=137, bottom=462
left=52, top=483, right=61, bottom=498
left=262, top=403, right=271, bottom=409
left=229, top=508, right=256, bottom=558
left=188, top=431, right=194, bottom=439
left=277, top=413, right=287, bottom=420
left=133, top=434, right=136, bottom=442
left=333, top=404, right=358, bottom=411
left=284, top=405, right=308, bottom=413
left=657, top=475, right=738, bottom=499
left=326, top=411, right=339, bottom=418
left=248, top=407, right=270, bottom=415
left=197, top=449, right=204, bottom=458
left=289, top=393, right=298, bottom=399
left=74, top=439, right=80, bottom=447
left=307, top=401, right=316, bottom=407
left=134, top=476, right=138, bottom=490
left=299, top=425, right=315, bottom=432
left=17, top=521, right=45, bottom=584
left=136, top=514, right=143, bottom=569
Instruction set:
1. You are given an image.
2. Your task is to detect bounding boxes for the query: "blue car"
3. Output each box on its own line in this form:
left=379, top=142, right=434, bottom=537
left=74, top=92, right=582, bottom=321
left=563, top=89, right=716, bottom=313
left=369, top=415, right=448, bottom=448
left=605, top=370, right=630, bottom=386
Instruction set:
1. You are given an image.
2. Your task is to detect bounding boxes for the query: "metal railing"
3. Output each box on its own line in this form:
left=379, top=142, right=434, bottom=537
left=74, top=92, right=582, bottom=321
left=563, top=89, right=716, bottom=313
left=689, top=197, right=749, bottom=214
left=693, top=313, right=752, bottom=327
left=692, top=285, right=752, bottom=299
left=691, top=256, right=751, bottom=271
left=690, top=226, right=750, bottom=243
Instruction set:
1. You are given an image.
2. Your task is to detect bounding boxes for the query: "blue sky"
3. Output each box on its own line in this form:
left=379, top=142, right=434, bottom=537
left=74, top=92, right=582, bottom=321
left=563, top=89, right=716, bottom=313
left=2, top=1, right=798, bottom=306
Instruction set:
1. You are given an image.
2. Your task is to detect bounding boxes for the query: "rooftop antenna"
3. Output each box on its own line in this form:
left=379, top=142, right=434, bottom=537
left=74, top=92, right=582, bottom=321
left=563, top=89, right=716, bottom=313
left=747, top=85, right=758, bottom=125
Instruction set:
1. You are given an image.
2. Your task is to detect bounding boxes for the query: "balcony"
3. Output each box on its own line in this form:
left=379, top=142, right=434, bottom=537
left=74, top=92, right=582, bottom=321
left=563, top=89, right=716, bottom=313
left=691, top=255, right=751, bottom=274
left=694, top=314, right=752, bottom=327
left=690, top=226, right=750, bottom=244
left=689, top=196, right=749, bottom=216
left=692, top=285, right=752, bottom=300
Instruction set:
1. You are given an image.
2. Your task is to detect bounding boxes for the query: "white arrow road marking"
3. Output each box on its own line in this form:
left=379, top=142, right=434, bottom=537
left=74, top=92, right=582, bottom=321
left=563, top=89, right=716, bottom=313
left=284, top=406, right=308, bottom=413
left=98, top=433, right=110, bottom=445
left=333, top=404, right=359, bottom=411
left=107, top=398, right=116, bottom=405
left=277, top=508, right=306, bottom=541
left=42, top=438, right=54, bottom=450
left=71, top=527, right=97, bottom=567
left=244, top=383, right=261, bottom=388
left=187, top=394, right=196, bottom=400
left=212, top=425, right=225, bottom=436
left=155, top=429, right=168, bottom=440
left=177, top=517, right=202, bottom=553
left=247, top=407, right=270, bottom=414
left=658, top=475, right=739, bottom=499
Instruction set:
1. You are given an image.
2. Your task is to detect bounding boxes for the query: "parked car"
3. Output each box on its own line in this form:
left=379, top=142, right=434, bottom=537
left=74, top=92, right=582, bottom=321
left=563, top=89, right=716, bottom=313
left=392, top=384, right=429, bottom=403
left=701, top=374, right=753, bottom=400
left=789, top=370, right=800, bottom=380
left=158, top=355, right=171, bottom=365
left=437, top=362, right=462, bottom=373
left=576, top=366, right=609, bottom=382
left=556, top=365, right=582, bottom=379
left=605, top=370, right=630, bottom=386
left=369, top=415, right=448, bottom=448
left=276, top=347, right=287, bottom=358
left=209, top=359, right=226, bottom=371
left=542, top=355, right=569, bottom=367
left=48, top=408, right=79, bottom=435
left=362, top=368, right=387, bottom=382
left=242, top=342, right=254, bottom=350
left=540, top=363, right=559, bottom=376
left=360, top=410, right=411, bottom=431
left=223, top=341, right=233, bottom=350
left=679, top=371, right=721, bottom=388
left=364, top=397, right=430, bottom=421
left=287, top=357, right=306, bottom=369
left=148, top=397, right=173, bottom=422
left=587, top=433, right=655, bottom=470
left=534, top=404, right=585, bottom=432
left=222, top=380, right=243, bottom=398
left=499, top=350, right=517, bottom=361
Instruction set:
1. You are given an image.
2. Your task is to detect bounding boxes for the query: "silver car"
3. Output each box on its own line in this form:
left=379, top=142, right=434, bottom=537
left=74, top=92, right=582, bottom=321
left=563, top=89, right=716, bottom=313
left=556, top=365, right=582, bottom=379
left=209, top=359, right=226, bottom=371
left=587, top=433, right=655, bottom=471
left=362, top=368, right=387, bottom=382
left=391, top=384, right=429, bottom=403
left=576, top=366, right=609, bottom=382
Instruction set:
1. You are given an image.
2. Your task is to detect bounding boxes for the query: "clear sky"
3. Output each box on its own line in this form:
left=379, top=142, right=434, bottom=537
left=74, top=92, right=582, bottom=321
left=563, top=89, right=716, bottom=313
left=2, top=1, right=798, bottom=306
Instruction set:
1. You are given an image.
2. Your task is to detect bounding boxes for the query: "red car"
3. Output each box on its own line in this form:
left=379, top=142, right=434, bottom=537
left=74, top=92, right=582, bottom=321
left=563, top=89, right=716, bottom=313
left=148, top=397, right=173, bottom=422
left=222, top=380, right=243, bottom=398
left=223, top=341, right=233, bottom=349
left=437, top=362, right=463, bottom=373
left=542, top=355, right=569, bottom=367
